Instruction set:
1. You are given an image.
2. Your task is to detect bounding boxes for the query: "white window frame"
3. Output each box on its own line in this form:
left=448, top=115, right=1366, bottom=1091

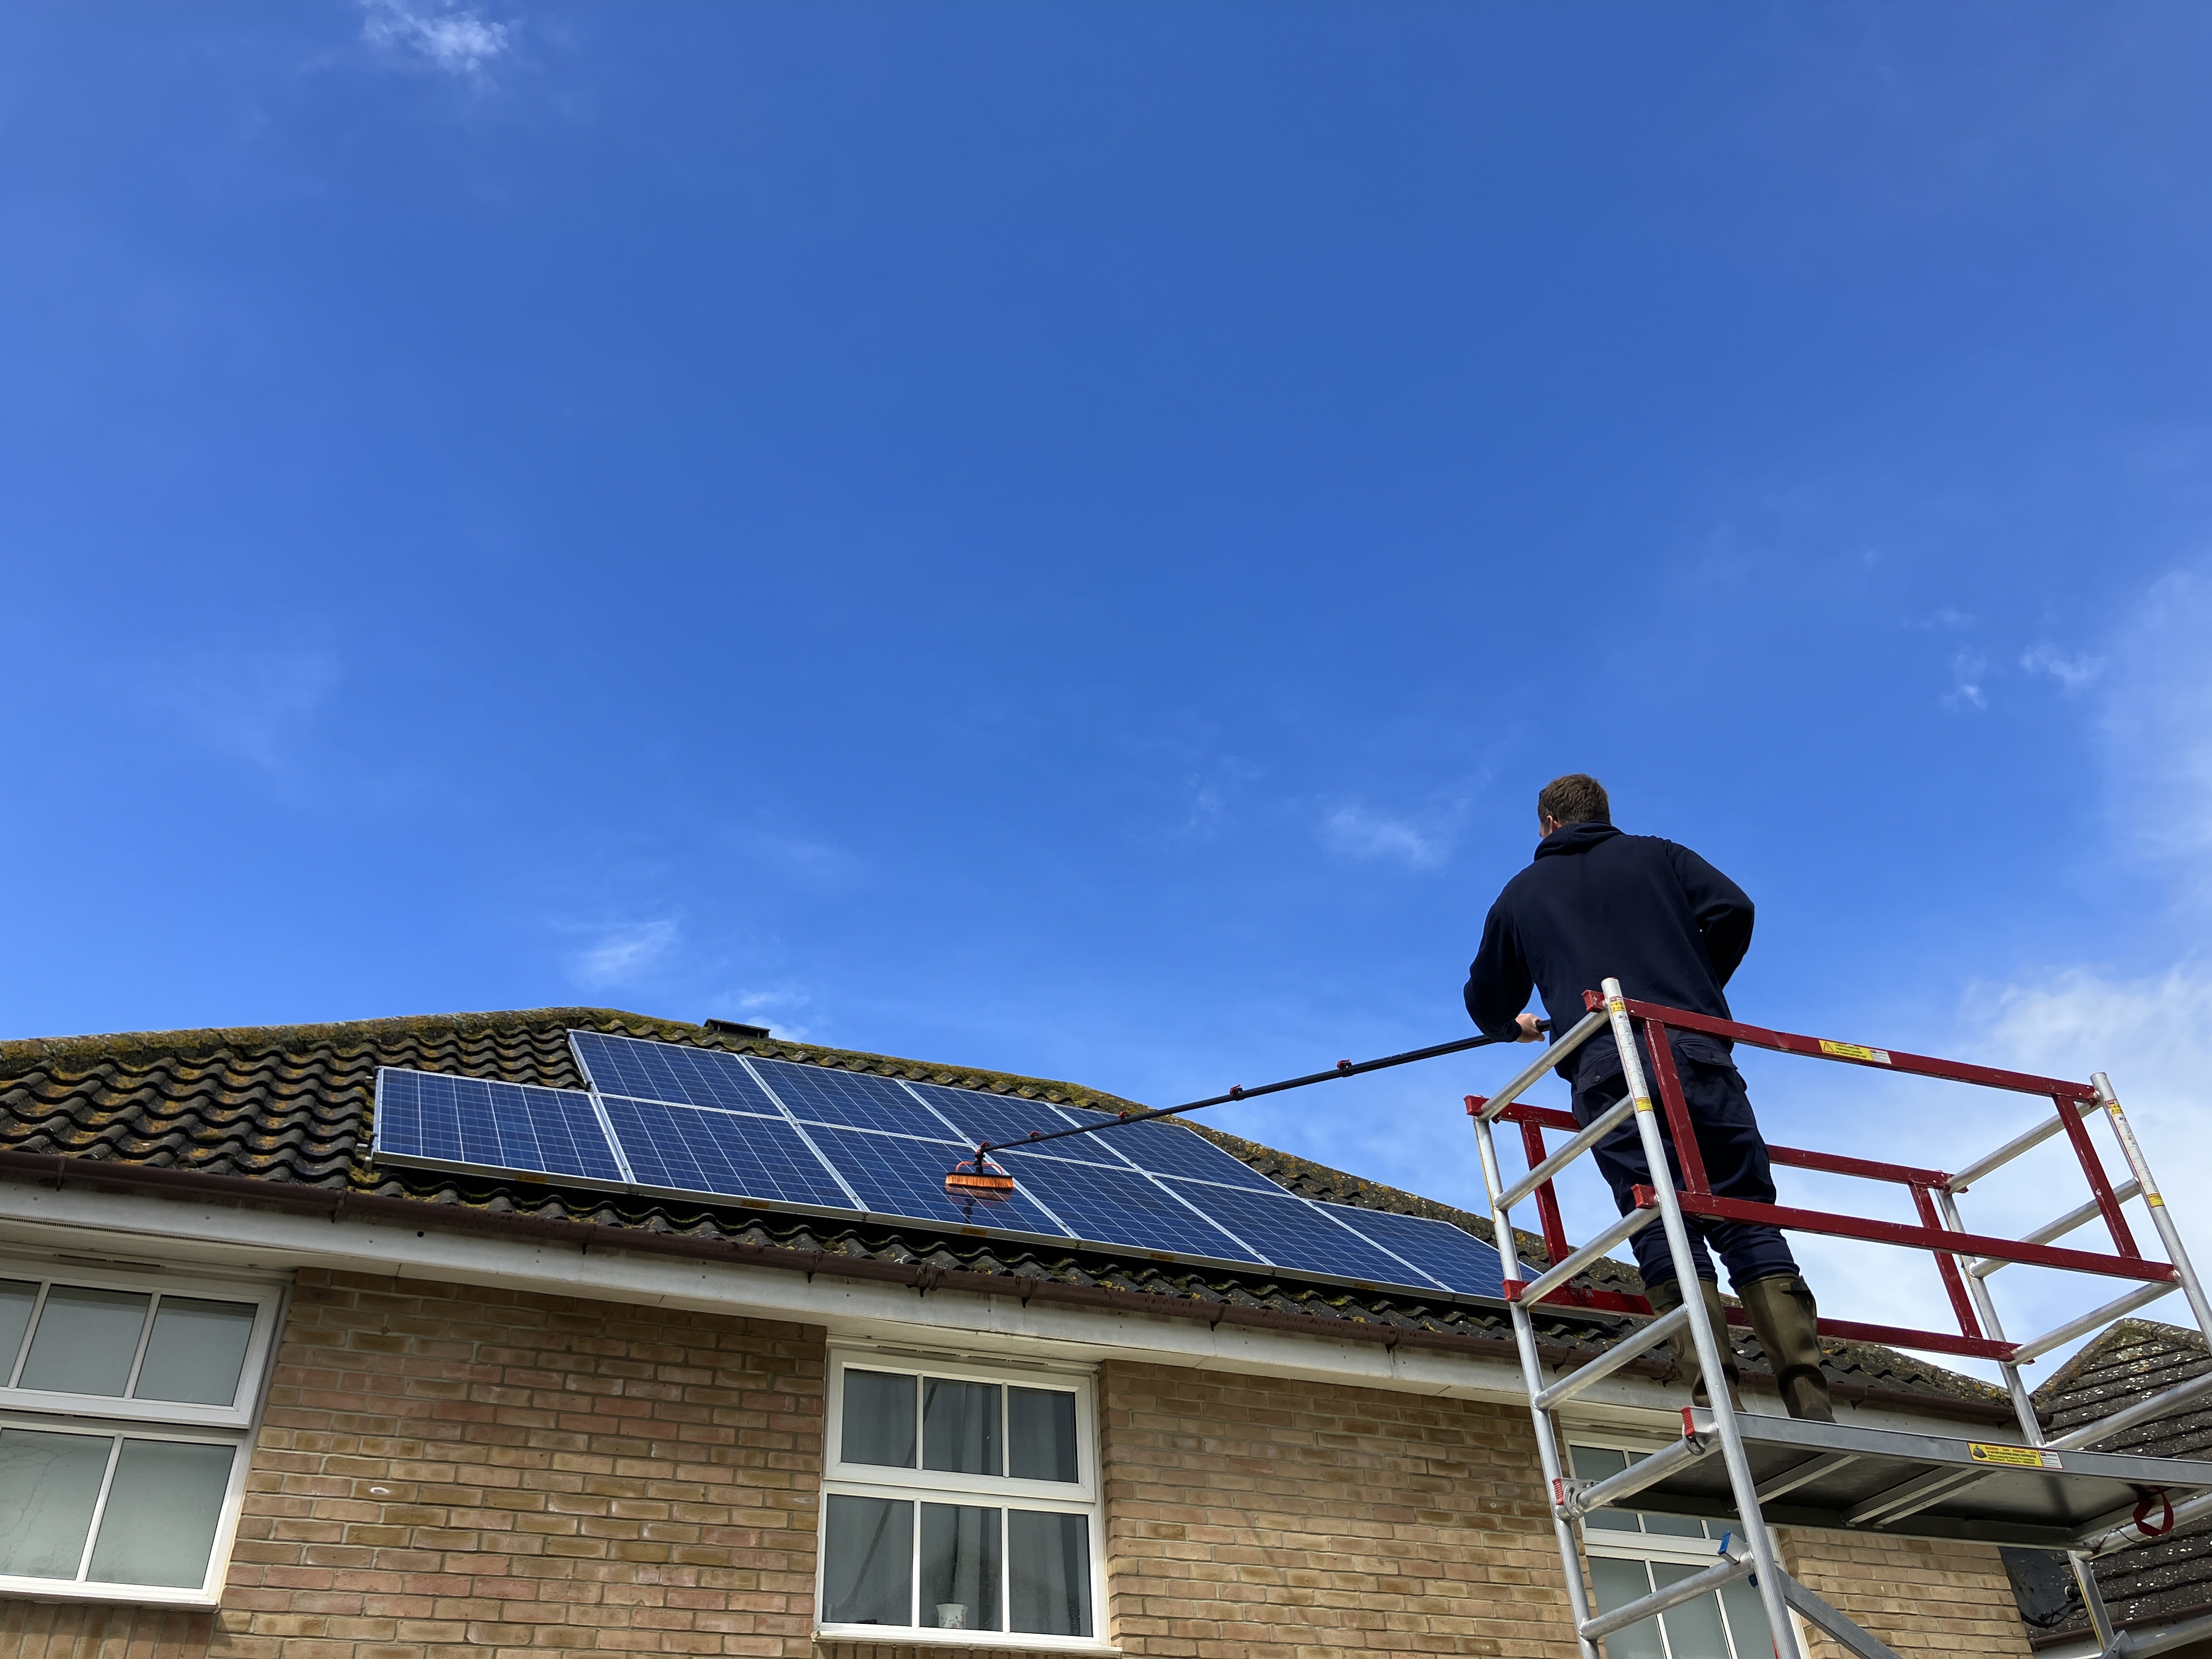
left=1565, top=1426, right=1772, bottom=1659
left=817, top=1347, right=1110, bottom=1652
left=0, top=1251, right=286, bottom=1608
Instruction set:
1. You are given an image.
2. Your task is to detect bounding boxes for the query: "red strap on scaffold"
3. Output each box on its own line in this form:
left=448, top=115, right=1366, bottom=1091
left=2135, top=1490, right=2176, bottom=1537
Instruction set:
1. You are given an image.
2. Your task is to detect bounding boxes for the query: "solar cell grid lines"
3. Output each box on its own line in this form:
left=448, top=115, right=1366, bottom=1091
left=1327, top=1204, right=1512, bottom=1296
left=748, top=1057, right=957, bottom=1137
left=904, top=1081, right=1282, bottom=1193
left=602, top=1095, right=855, bottom=1210
left=805, top=1124, right=1072, bottom=1240
left=997, top=1153, right=1252, bottom=1262
left=375, top=1032, right=1522, bottom=1304
left=375, top=1069, right=625, bottom=1185
left=571, top=1030, right=780, bottom=1115
left=1160, top=1180, right=1420, bottom=1285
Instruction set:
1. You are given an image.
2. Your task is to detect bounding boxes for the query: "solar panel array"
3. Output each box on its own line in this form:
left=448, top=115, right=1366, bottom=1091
left=373, top=1031, right=1517, bottom=1299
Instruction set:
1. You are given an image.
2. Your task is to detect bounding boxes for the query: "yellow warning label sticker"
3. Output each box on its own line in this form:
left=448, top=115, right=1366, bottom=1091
left=1818, top=1040, right=1894, bottom=1065
left=1967, top=1443, right=2062, bottom=1469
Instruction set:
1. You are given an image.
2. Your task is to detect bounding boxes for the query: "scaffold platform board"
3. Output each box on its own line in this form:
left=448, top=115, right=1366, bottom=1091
left=1573, top=1409, right=2212, bottom=1551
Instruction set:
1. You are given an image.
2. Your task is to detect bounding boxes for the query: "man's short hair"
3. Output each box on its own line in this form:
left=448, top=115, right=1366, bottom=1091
left=1538, top=774, right=1611, bottom=826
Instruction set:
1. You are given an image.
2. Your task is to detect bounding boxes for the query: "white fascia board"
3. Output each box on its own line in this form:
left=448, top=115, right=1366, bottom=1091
left=0, top=1183, right=1994, bottom=1438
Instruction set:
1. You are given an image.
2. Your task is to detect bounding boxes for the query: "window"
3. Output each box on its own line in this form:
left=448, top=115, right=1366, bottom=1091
left=820, top=1352, right=1103, bottom=1647
left=1568, top=1440, right=1774, bottom=1659
left=0, top=1259, right=283, bottom=1606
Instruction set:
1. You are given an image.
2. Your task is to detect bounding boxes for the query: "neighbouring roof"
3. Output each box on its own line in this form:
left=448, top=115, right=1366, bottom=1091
left=0, top=1005, right=2006, bottom=1415
left=2024, top=1319, right=2212, bottom=1643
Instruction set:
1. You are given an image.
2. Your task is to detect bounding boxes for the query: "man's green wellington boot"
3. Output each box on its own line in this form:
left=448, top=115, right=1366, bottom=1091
left=1645, top=1277, right=1743, bottom=1412
left=1738, top=1273, right=1836, bottom=1422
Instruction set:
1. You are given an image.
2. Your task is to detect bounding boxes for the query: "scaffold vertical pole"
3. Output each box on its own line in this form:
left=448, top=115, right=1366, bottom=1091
left=1471, top=1101, right=1601, bottom=1659
left=1598, top=977, right=1808, bottom=1659
left=2092, top=1073, right=2212, bottom=1337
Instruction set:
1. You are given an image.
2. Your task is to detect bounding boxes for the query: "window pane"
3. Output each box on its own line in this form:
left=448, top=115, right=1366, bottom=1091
left=18, top=1285, right=152, bottom=1396
left=924, top=1378, right=1001, bottom=1477
left=1653, top=1562, right=1734, bottom=1657
left=842, top=1370, right=917, bottom=1469
left=0, top=1279, right=36, bottom=1381
left=1008, top=1387, right=1079, bottom=1482
left=921, top=1503, right=1001, bottom=1630
left=133, top=1298, right=257, bottom=1406
left=1718, top=1573, right=1773, bottom=1655
left=1585, top=1556, right=1664, bottom=1659
left=822, top=1494, right=912, bottom=1626
left=1642, top=1508, right=1707, bottom=1538
left=0, top=1426, right=112, bottom=1579
left=1568, top=1444, right=1640, bottom=1534
left=86, top=1439, right=234, bottom=1588
left=1007, top=1509, right=1091, bottom=1637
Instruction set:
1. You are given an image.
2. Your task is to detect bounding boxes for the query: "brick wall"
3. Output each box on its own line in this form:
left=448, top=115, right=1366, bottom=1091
left=230, top=1271, right=826, bottom=1659
left=1780, top=1526, right=2031, bottom=1657
left=0, top=1269, right=829, bottom=1659
left=1098, top=1361, right=2036, bottom=1659
left=1099, top=1360, right=1580, bottom=1657
left=0, top=1278, right=2040, bottom=1659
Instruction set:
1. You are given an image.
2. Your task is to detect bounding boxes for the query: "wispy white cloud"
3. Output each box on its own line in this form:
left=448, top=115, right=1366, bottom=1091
left=2099, top=567, right=2212, bottom=870
left=1319, top=803, right=1454, bottom=872
left=568, top=918, right=679, bottom=991
left=1959, top=965, right=2212, bottom=1364
left=2020, top=642, right=2104, bottom=693
left=360, top=0, right=512, bottom=77
left=160, top=646, right=342, bottom=773
left=1908, top=606, right=1979, bottom=631
left=1941, top=647, right=1989, bottom=711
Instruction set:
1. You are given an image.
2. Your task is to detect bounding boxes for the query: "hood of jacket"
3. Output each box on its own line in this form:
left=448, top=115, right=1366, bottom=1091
left=1534, top=820, right=1622, bottom=859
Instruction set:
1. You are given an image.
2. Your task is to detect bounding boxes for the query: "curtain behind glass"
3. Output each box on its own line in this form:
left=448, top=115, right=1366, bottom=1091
left=1008, top=1509, right=1091, bottom=1637
left=920, top=1503, right=1001, bottom=1630
left=842, top=1372, right=917, bottom=1469
left=1008, top=1387, right=1078, bottom=1482
left=923, top=1379, right=1001, bottom=1476
left=822, top=1494, right=912, bottom=1624
left=1585, top=1557, right=1664, bottom=1659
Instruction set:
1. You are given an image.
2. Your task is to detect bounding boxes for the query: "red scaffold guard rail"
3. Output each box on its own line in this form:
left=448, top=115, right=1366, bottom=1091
left=1467, top=990, right=2179, bottom=1364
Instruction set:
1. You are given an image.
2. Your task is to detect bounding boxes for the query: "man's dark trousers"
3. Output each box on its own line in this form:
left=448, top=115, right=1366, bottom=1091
left=1573, top=1033, right=1798, bottom=1291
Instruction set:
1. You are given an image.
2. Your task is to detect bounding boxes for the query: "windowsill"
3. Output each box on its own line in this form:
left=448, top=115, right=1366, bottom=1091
left=0, top=1577, right=219, bottom=1610
left=814, top=1629, right=1118, bottom=1655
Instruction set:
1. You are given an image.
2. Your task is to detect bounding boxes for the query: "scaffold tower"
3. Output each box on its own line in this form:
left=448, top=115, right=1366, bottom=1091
left=1468, top=979, right=2212, bottom=1659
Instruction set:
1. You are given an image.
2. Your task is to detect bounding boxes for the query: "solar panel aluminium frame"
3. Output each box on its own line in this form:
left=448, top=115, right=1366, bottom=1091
left=560, top=1031, right=1527, bottom=1310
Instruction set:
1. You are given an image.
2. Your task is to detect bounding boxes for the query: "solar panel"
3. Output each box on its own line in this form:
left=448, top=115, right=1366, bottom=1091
left=1323, top=1205, right=1514, bottom=1298
left=542, top=1029, right=1529, bottom=1299
left=375, top=1069, right=624, bottom=1185
left=601, top=1096, right=855, bottom=1210
left=571, top=1030, right=781, bottom=1115
left=803, top=1124, right=1074, bottom=1238
left=1160, top=1180, right=1434, bottom=1285
left=906, top=1084, right=1283, bottom=1194
left=996, top=1153, right=1256, bottom=1263
left=749, top=1057, right=954, bottom=1137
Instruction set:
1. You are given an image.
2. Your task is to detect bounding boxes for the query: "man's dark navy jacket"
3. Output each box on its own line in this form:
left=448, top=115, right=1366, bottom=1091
left=1464, top=821, right=1755, bottom=1087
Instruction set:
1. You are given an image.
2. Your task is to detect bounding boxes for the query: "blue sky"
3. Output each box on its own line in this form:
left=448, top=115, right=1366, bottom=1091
left=8, top=3, right=2212, bottom=1364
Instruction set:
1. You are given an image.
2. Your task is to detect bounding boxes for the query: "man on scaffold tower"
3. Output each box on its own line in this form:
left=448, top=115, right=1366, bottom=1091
left=1464, top=772, right=1835, bottom=1421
